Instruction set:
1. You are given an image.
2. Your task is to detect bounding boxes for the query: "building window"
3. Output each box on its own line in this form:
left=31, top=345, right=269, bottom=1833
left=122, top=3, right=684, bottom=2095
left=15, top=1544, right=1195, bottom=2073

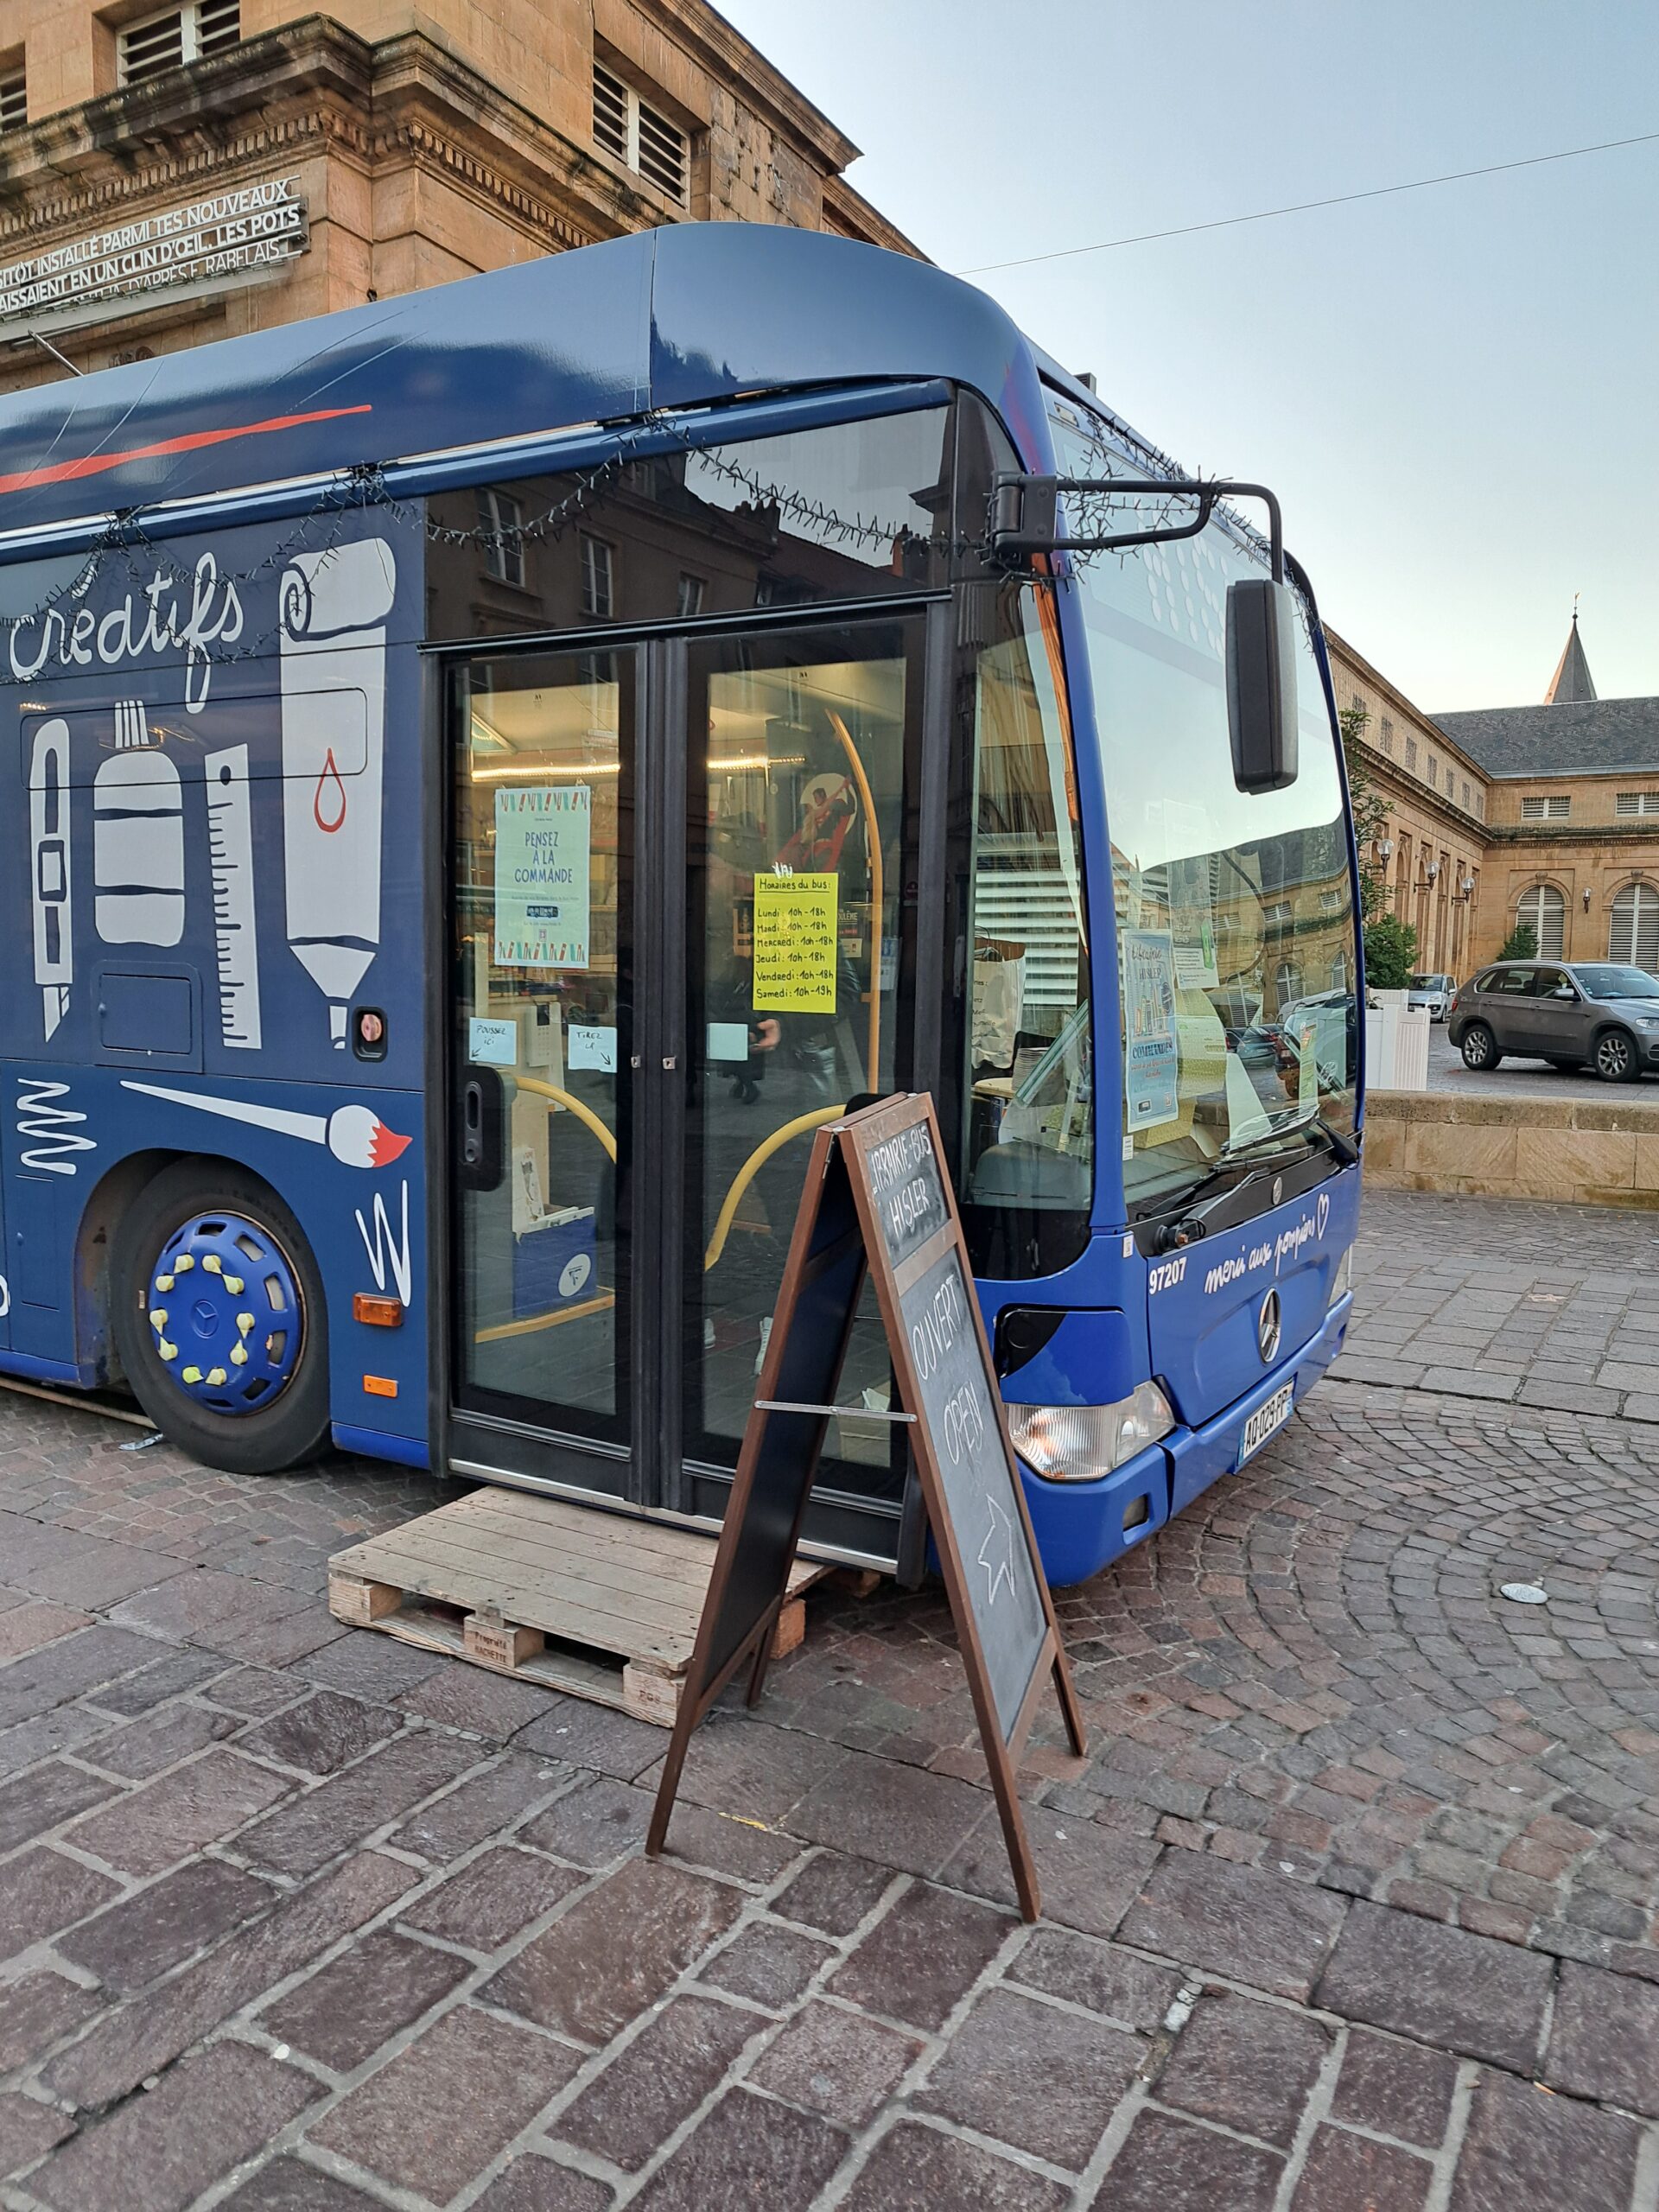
left=1520, top=795, right=1571, bottom=820
left=118, top=0, right=239, bottom=85
left=0, top=68, right=24, bottom=131
left=475, top=489, right=525, bottom=588
left=1263, top=899, right=1293, bottom=925
left=580, top=533, right=614, bottom=620
left=1609, top=882, right=1659, bottom=969
left=1615, top=791, right=1659, bottom=816
left=1516, top=882, right=1566, bottom=959
left=1445, top=766, right=1455, bottom=797
left=593, top=59, right=689, bottom=203
left=1406, top=737, right=1418, bottom=772
left=1427, top=753, right=1438, bottom=784
left=1379, top=714, right=1394, bottom=753
left=1461, top=779, right=1471, bottom=808
left=676, top=573, right=706, bottom=620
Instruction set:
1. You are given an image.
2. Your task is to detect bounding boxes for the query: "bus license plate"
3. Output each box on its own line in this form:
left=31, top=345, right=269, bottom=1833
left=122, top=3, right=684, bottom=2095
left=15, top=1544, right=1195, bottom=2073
left=1237, top=1384, right=1294, bottom=1466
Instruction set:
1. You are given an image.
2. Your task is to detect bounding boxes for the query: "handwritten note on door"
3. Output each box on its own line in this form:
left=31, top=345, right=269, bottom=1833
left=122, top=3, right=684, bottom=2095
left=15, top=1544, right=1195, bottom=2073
left=752, top=873, right=838, bottom=1014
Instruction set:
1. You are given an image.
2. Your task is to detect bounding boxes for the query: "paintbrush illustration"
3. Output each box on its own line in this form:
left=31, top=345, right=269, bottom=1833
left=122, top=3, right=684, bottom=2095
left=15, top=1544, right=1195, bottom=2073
left=119, top=1080, right=410, bottom=1168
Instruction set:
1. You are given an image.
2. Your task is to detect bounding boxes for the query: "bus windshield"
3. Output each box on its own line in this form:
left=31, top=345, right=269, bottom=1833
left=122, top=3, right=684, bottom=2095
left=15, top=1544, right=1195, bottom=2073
left=1052, top=415, right=1359, bottom=1217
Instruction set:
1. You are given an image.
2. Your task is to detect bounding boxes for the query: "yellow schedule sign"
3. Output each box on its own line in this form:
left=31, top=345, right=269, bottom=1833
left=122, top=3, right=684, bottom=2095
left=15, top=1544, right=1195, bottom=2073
left=753, top=872, right=838, bottom=1014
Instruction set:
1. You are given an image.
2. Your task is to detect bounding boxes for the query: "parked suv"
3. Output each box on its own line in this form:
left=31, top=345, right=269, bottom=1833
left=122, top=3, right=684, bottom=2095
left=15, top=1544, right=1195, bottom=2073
left=1448, top=961, right=1659, bottom=1082
left=1408, top=971, right=1455, bottom=1020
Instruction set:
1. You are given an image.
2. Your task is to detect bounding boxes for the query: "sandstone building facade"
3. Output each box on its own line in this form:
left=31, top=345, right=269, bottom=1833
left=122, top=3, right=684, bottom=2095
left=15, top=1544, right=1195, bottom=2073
left=0, top=0, right=912, bottom=391
left=1329, top=619, right=1659, bottom=981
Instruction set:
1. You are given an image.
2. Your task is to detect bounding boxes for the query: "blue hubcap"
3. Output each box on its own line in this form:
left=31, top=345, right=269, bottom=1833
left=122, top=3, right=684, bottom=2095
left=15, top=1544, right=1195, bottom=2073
left=146, top=1209, right=302, bottom=1416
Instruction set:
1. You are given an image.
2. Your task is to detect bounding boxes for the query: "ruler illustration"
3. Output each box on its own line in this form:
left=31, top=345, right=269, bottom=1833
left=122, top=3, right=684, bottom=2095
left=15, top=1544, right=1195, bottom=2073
left=205, top=746, right=264, bottom=1051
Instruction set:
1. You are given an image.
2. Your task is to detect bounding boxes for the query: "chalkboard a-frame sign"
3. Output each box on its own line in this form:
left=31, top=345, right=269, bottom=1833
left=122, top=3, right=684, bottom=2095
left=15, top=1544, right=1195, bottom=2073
left=646, top=1093, right=1086, bottom=1921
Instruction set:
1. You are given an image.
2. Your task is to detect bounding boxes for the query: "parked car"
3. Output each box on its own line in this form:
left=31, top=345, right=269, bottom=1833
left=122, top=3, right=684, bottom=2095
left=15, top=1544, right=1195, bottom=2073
left=1408, top=971, right=1455, bottom=1020
left=1447, top=961, right=1659, bottom=1082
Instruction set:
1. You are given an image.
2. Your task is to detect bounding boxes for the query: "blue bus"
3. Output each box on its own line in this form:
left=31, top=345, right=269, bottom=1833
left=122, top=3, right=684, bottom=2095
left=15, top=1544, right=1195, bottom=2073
left=0, top=223, right=1359, bottom=1586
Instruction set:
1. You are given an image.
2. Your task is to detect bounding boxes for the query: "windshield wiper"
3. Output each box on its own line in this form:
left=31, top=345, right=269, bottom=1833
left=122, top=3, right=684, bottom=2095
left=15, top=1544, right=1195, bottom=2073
left=1142, top=1115, right=1355, bottom=1251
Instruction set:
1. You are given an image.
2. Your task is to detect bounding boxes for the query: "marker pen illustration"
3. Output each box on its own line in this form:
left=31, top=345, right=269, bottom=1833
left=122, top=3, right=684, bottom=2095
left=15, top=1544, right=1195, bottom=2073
left=28, top=718, right=73, bottom=1041
left=280, top=538, right=396, bottom=1047
left=205, top=744, right=263, bottom=1048
left=94, top=699, right=185, bottom=948
left=119, top=1078, right=411, bottom=1168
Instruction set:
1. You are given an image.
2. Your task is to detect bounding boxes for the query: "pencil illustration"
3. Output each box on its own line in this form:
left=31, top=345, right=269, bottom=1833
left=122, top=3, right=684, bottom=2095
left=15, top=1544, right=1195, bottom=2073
left=28, top=718, right=73, bottom=1042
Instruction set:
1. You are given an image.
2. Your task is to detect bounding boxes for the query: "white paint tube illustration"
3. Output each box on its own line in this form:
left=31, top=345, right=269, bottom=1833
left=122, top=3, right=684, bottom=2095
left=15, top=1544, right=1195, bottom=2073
left=94, top=700, right=185, bottom=948
left=28, top=719, right=72, bottom=1042
left=280, top=539, right=397, bottom=1047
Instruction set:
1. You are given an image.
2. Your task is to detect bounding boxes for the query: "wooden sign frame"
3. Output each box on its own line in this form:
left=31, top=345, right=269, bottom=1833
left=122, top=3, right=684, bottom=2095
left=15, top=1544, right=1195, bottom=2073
left=647, top=1093, right=1085, bottom=1921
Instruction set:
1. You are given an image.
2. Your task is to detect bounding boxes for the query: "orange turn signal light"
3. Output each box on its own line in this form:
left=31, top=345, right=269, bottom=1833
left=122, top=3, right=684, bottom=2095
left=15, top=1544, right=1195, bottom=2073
left=362, top=1374, right=398, bottom=1399
left=353, top=1294, right=404, bottom=1327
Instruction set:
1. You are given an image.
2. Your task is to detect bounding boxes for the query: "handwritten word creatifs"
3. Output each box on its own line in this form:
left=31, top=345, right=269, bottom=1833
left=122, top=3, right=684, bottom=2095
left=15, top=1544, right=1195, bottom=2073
left=10, top=554, right=245, bottom=713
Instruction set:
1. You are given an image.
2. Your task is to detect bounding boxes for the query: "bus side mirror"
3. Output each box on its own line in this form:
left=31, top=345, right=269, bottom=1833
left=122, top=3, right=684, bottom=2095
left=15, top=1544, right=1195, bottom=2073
left=1226, top=578, right=1299, bottom=793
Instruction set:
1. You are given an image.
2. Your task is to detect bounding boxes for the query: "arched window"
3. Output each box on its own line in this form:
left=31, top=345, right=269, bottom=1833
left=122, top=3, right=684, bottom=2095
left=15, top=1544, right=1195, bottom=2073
left=1609, top=882, right=1659, bottom=970
left=1516, top=882, right=1564, bottom=959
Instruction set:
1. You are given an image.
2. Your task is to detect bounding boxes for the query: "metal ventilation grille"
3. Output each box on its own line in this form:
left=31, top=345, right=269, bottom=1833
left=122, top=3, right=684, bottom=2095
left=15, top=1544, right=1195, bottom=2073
left=0, top=72, right=24, bottom=130
left=592, top=61, right=630, bottom=162
left=119, top=0, right=239, bottom=86
left=592, top=57, right=688, bottom=205
left=635, top=101, right=686, bottom=201
left=197, top=0, right=241, bottom=54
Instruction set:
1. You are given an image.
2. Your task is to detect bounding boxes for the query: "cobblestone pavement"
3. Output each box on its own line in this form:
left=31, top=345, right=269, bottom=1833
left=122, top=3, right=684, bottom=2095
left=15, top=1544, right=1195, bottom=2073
left=1, top=1191, right=1657, bottom=2209
left=1426, top=1024, right=1649, bottom=1099
left=1340, top=1186, right=1659, bottom=1415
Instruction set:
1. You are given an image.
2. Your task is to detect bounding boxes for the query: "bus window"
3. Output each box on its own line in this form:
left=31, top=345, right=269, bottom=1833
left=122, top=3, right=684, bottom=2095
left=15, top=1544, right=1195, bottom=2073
left=959, top=582, right=1093, bottom=1277
left=425, top=404, right=953, bottom=641
left=1052, top=423, right=1357, bottom=1219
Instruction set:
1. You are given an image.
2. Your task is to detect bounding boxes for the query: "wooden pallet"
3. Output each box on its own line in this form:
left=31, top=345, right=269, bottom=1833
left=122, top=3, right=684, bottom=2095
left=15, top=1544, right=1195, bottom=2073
left=327, top=1488, right=828, bottom=1726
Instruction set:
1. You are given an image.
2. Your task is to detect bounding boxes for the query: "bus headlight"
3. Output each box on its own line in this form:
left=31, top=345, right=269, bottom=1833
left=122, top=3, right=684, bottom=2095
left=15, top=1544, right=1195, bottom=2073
left=1006, top=1383, right=1173, bottom=1483
left=1327, top=1245, right=1355, bottom=1308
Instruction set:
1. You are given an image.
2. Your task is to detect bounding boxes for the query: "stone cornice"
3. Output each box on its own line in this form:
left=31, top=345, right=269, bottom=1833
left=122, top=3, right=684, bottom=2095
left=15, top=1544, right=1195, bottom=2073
left=0, top=17, right=673, bottom=267
left=1325, top=622, right=1489, bottom=789
left=617, top=0, right=861, bottom=171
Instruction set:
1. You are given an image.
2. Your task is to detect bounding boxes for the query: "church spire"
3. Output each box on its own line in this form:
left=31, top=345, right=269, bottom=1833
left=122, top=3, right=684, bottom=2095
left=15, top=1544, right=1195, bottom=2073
left=1545, top=599, right=1597, bottom=704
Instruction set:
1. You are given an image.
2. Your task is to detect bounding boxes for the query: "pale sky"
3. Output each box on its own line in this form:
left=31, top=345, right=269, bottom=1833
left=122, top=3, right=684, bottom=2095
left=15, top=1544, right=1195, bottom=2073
left=717, top=1, right=1658, bottom=713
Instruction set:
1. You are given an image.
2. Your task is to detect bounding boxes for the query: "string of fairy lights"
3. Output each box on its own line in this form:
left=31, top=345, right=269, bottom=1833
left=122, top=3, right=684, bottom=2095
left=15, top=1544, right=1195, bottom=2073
left=0, top=402, right=1255, bottom=671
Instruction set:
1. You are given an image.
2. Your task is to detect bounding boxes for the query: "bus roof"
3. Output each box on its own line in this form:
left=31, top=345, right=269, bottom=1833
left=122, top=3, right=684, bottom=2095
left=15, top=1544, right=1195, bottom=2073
left=0, top=223, right=1074, bottom=541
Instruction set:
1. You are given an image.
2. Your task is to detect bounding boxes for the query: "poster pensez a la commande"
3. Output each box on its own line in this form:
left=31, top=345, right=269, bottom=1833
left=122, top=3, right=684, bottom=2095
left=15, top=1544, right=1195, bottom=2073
left=1122, top=927, right=1179, bottom=1130
left=493, top=785, right=592, bottom=968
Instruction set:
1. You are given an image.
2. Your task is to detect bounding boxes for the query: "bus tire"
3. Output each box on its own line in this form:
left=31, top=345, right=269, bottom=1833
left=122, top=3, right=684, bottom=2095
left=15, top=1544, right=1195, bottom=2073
left=111, top=1163, right=332, bottom=1476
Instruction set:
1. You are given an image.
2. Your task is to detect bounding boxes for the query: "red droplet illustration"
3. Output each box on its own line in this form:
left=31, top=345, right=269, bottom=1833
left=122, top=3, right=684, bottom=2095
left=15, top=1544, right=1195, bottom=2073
left=313, top=749, right=347, bottom=833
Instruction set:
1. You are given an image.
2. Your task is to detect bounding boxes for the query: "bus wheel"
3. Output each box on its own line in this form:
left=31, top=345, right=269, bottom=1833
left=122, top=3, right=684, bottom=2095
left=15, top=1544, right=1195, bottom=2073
left=111, top=1165, right=331, bottom=1476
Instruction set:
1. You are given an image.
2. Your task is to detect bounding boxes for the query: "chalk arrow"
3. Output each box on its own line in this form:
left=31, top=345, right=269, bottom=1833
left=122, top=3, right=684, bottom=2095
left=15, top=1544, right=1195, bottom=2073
left=977, top=1496, right=1016, bottom=1610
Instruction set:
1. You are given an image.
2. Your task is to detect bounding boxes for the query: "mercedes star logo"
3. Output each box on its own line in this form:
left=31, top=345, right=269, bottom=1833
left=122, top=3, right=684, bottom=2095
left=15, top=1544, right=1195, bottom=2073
left=1257, top=1288, right=1282, bottom=1363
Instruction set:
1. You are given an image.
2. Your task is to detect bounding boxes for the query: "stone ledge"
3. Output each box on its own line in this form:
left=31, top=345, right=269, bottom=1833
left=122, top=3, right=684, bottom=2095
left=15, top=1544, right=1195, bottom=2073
left=1364, top=1089, right=1659, bottom=1206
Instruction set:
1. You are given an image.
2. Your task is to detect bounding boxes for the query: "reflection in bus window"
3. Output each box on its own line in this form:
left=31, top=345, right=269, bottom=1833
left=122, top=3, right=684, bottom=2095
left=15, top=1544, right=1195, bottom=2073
left=1051, top=418, right=1357, bottom=1217
left=686, top=627, right=912, bottom=1497
left=960, top=582, right=1093, bottom=1278
left=454, top=652, right=633, bottom=1439
left=426, top=405, right=952, bottom=640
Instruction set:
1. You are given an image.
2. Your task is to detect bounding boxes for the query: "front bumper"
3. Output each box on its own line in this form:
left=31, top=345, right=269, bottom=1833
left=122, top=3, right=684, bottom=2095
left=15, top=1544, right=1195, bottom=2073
left=1020, top=1294, right=1354, bottom=1588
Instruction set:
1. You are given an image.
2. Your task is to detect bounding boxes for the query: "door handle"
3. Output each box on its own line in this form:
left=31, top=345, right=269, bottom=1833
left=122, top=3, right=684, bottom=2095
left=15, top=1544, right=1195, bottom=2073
left=457, top=1067, right=505, bottom=1191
